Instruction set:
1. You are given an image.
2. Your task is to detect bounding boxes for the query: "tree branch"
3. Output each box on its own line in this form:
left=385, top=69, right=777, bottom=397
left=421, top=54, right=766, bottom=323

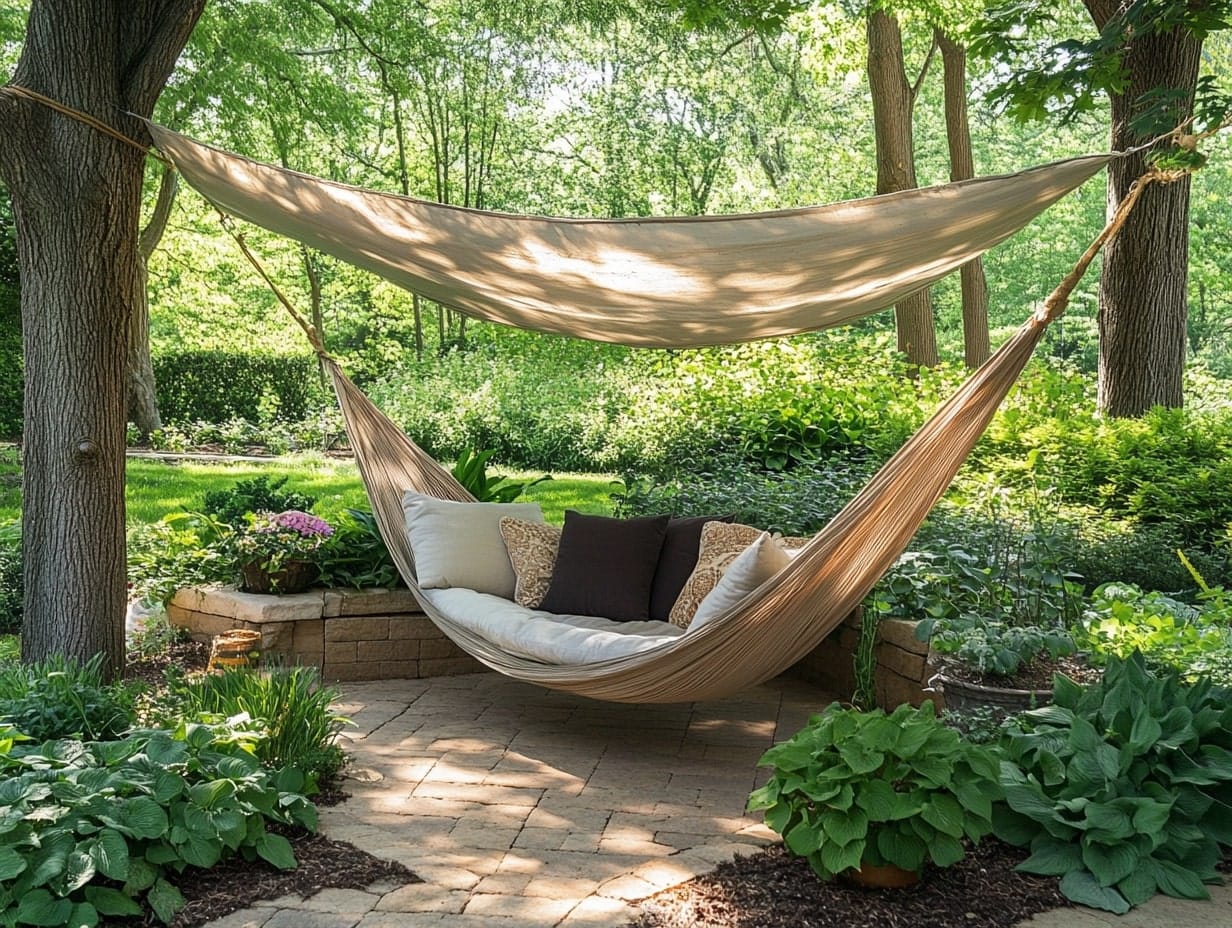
left=909, top=35, right=939, bottom=106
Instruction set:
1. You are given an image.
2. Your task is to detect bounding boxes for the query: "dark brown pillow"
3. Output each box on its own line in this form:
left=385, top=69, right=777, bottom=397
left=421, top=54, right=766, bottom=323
left=648, top=514, right=735, bottom=622
left=538, top=511, right=670, bottom=621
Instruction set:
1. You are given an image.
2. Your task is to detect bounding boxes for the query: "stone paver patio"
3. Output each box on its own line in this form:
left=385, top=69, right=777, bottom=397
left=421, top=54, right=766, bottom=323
left=206, top=671, right=1232, bottom=928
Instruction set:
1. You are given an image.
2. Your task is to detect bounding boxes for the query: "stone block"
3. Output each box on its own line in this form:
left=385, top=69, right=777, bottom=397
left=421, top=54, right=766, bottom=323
left=171, top=585, right=240, bottom=620
left=326, top=661, right=385, bottom=682
left=877, top=642, right=927, bottom=681
left=392, top=616, right=445, bottom=640
left=358, top=638, right=420, bottom=664
left=878, top=618, right=928, bottom=655
left=231, top=590, right=325, bottom=623
left=326, top=617, right=392, bottom=643
left=338, top=588, right=422, bottom=617
left=258, top=623, right=295, bottom=655
left=325, top=640, right=357, bottom=664
left=419, top=638, right=465, bottom=660
left=168, top=607, right=235, bottom=642
left=420, top=657, right=483, bottom=677
left=292, top=621, right=325, bottom=651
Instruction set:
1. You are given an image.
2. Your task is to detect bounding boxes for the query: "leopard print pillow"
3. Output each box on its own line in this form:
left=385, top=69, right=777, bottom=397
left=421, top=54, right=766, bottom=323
left=499, top=517, right=562, bottom=608
left=668, top=522, right=808, bottom=627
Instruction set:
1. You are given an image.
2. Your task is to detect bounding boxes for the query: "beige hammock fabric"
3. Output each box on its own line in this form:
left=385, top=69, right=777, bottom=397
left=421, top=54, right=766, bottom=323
left=149, top=124, right=1110, bottom=348
left=150, top=125, right=1122, bottom=702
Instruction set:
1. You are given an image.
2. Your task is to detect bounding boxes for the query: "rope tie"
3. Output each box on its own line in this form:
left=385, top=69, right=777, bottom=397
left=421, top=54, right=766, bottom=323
left=2, top=84, right=171, bottom=166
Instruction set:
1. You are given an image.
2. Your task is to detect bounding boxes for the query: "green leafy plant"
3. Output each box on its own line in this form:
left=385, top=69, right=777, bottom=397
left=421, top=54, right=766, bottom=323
left=201, top=476, right=318, bottom=529
left=747, top=701, right=1003, bottom=880
left=127, top=515, right=234, bottom=605
left=158, top=665, right=348, bottom=785
left=316, top=507, right=403, bottom=590
left=0, top=654, right=136, bottom=741
left=0, top=520, right=19, bottom=633
left=924, top=617, right=1078, bottom=678
left=226, top=510, right=335, bottom=580
left=451, top=448, right=551, bottom=503
left=1077, top=582, right=1231, bottom=684
left=0, top=720, right=316, bottom=926
left=994, top=653, right=1232, bottom=913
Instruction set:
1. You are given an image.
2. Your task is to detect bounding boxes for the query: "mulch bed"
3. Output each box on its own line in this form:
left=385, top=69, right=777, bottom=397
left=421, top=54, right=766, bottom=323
left=629, top=840, right=1069, bottom=928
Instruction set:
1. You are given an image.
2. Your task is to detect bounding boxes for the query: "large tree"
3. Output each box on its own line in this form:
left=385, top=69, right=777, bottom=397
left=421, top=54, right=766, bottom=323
left=975, top=0, right=1231, bottom=416
left=0, top=1, right=204, bottom=675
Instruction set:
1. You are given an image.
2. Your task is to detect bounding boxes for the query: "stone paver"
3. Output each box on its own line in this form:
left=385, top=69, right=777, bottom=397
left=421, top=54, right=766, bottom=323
left=202, top=671, right=1232, bottom=928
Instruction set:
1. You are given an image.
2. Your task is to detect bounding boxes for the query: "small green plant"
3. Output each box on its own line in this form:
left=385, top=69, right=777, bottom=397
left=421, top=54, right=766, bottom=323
left=316, top=508, right=403, bottom=590
left=994, top=653, right=1232, bottom=913
left=201, top=475, right=317, bottom=528
left=0, top=521, right=19, bottom=633
left=126, top=608, right=189, bottom=661
left=451, top=449, right=551, bottom=503
left=226, top=510, right=335, bottom=587
left=922, top=616, right=1078, bottom=678
left=0, top=720, right=317, bottom=926
left=747, top=701, right=1003, bottom=880
left=0, top=654, right=136, bottom=741
left=159, top=664, right=348, bottom=785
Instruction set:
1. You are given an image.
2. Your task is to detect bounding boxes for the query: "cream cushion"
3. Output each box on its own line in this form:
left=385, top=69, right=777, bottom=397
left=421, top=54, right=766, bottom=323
left=402, top=491, right=544, bottom=598
left=688, top=532, right=792, bottom=630
left=668, top=522, right=809, bottom=627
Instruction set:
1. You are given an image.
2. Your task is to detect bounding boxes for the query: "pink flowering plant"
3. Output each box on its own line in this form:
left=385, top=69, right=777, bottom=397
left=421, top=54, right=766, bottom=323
left=230, top=509, right=336, bottom=575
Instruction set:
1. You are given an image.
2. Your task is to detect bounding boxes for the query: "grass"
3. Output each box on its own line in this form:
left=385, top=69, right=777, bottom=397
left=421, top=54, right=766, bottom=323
left=0, top=450, right=616, bottom=527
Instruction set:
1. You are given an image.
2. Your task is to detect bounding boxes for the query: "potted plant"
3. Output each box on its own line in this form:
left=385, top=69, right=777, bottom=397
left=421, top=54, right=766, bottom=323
left=228, top=510, right=335, bottom=594
left=747, top=701, right=1003, bottom=887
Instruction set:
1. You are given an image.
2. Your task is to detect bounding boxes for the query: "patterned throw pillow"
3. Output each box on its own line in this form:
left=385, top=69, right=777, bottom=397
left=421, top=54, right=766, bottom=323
left=668, top=522, right=809, bottom=628
left=499, top=517, right=562, bottom=608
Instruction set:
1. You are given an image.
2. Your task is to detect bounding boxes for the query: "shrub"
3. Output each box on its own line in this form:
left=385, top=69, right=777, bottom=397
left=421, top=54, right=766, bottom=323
left=153, top=350, right=327, bottom=424
left=159, top=665, right=347, bottom=785
left=995, top=654, right=1232, bottom=913
left=613, top=451, right=879, bottom=536
left=748, top=701, right=1003, bottom=879
left=0, top=654, right=136, bottom=741
left=0, top=720, right=316, bottom=926
left=201, top=476, right=317, bottom=528
left=127, top=517, right=234, bottom=606
left=0, top=522, right=19, bottom=633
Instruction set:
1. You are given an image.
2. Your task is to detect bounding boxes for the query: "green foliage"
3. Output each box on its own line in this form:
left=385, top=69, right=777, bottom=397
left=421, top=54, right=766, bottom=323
left=316, top=508, right=402, bottom=590
left=450, top=449, right=552, bottom=503
left=158, top=665, right=348, bottom=785
left=0, top=521, right=19, bottom=633
left=924, top=618, right=1078, bottom=678
left=201, top=476, right=317, bottom=529
left=153, top=350, right=327, bottom=426
left=0, top=721, right=317, bottom=926
left=0, top=655, right=136, bottom=742
left=126, top=609, right=190, bottom=663
left=748, top=701, right=1003, bottom=879
left=614, top=451, right=878, bottom=536
left=126, top=516, right=234, bottom=606
left=995, top=654, right=1232, bottom=913
left=1078, top=581, right=1232, bottom=686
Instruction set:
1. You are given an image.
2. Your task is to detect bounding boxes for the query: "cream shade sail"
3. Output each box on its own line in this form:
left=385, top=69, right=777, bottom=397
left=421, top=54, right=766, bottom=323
left=149, top=124, right=1110, bottom=348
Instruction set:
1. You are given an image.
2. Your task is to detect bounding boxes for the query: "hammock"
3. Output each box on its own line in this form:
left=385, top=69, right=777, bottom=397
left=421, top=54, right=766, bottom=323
left=150, top=126, right=1132, bottom=702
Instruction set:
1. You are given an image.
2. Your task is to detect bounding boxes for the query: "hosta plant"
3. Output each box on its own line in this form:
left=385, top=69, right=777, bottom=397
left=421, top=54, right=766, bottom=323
left=995, top=653, right=1232, bottom=913
left=0, top=720, right=316, bottom=927
left=747, top=701, right=1003, bottom=880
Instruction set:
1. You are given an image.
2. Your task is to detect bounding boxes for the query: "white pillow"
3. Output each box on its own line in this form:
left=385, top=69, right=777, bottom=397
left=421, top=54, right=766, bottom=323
left=402, top=491, right=544, bottom=598
left=688, top=532, right=791, bottom=630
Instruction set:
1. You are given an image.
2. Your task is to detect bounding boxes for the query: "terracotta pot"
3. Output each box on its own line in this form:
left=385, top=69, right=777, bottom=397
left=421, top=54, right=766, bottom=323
left=844, top=862, right=921, bottom=889
left=932, top=673, right=1052, bottom=714
left=241, top=559, right=317, bottom=595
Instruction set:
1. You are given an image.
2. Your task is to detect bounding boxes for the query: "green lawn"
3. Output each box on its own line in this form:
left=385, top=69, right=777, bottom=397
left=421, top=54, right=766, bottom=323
left=0, top=450, right=616, bottom=526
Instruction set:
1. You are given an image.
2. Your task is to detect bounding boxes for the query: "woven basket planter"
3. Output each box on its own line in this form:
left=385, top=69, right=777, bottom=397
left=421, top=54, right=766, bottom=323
left=932, top=673, right=1052, bottom=714
left=240, top=559, right=317, bottom=594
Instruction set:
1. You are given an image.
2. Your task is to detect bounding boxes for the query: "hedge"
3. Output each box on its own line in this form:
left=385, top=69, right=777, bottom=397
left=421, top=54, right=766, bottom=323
left=153, top=350, right=328, bottom=424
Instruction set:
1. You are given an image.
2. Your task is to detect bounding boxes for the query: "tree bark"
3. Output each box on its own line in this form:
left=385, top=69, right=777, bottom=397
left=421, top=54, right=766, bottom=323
left=1085, top=1, right=1201, bottom=416
left=867, top=10, right=939, bottom=368
left=130, top=165, right=178, bottom=437
left=937, top=30, right=990, bottom=369
left=0, top=0, right=203, bottom=676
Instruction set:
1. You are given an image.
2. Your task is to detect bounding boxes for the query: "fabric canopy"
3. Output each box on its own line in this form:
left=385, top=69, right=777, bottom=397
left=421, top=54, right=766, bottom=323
left=149, top=124, right=1110, bottom=348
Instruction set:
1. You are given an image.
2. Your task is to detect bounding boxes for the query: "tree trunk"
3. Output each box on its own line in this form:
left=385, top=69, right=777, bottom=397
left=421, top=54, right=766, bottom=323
left=1085, top=1, right=1201, bottom=416
left=130, top=165, right=178, bottom=438
left=937, top=30, right=990, bottom=369
left=0, top=0, right=203, bottom=677
left=867, top=10, right=938, bottom=368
